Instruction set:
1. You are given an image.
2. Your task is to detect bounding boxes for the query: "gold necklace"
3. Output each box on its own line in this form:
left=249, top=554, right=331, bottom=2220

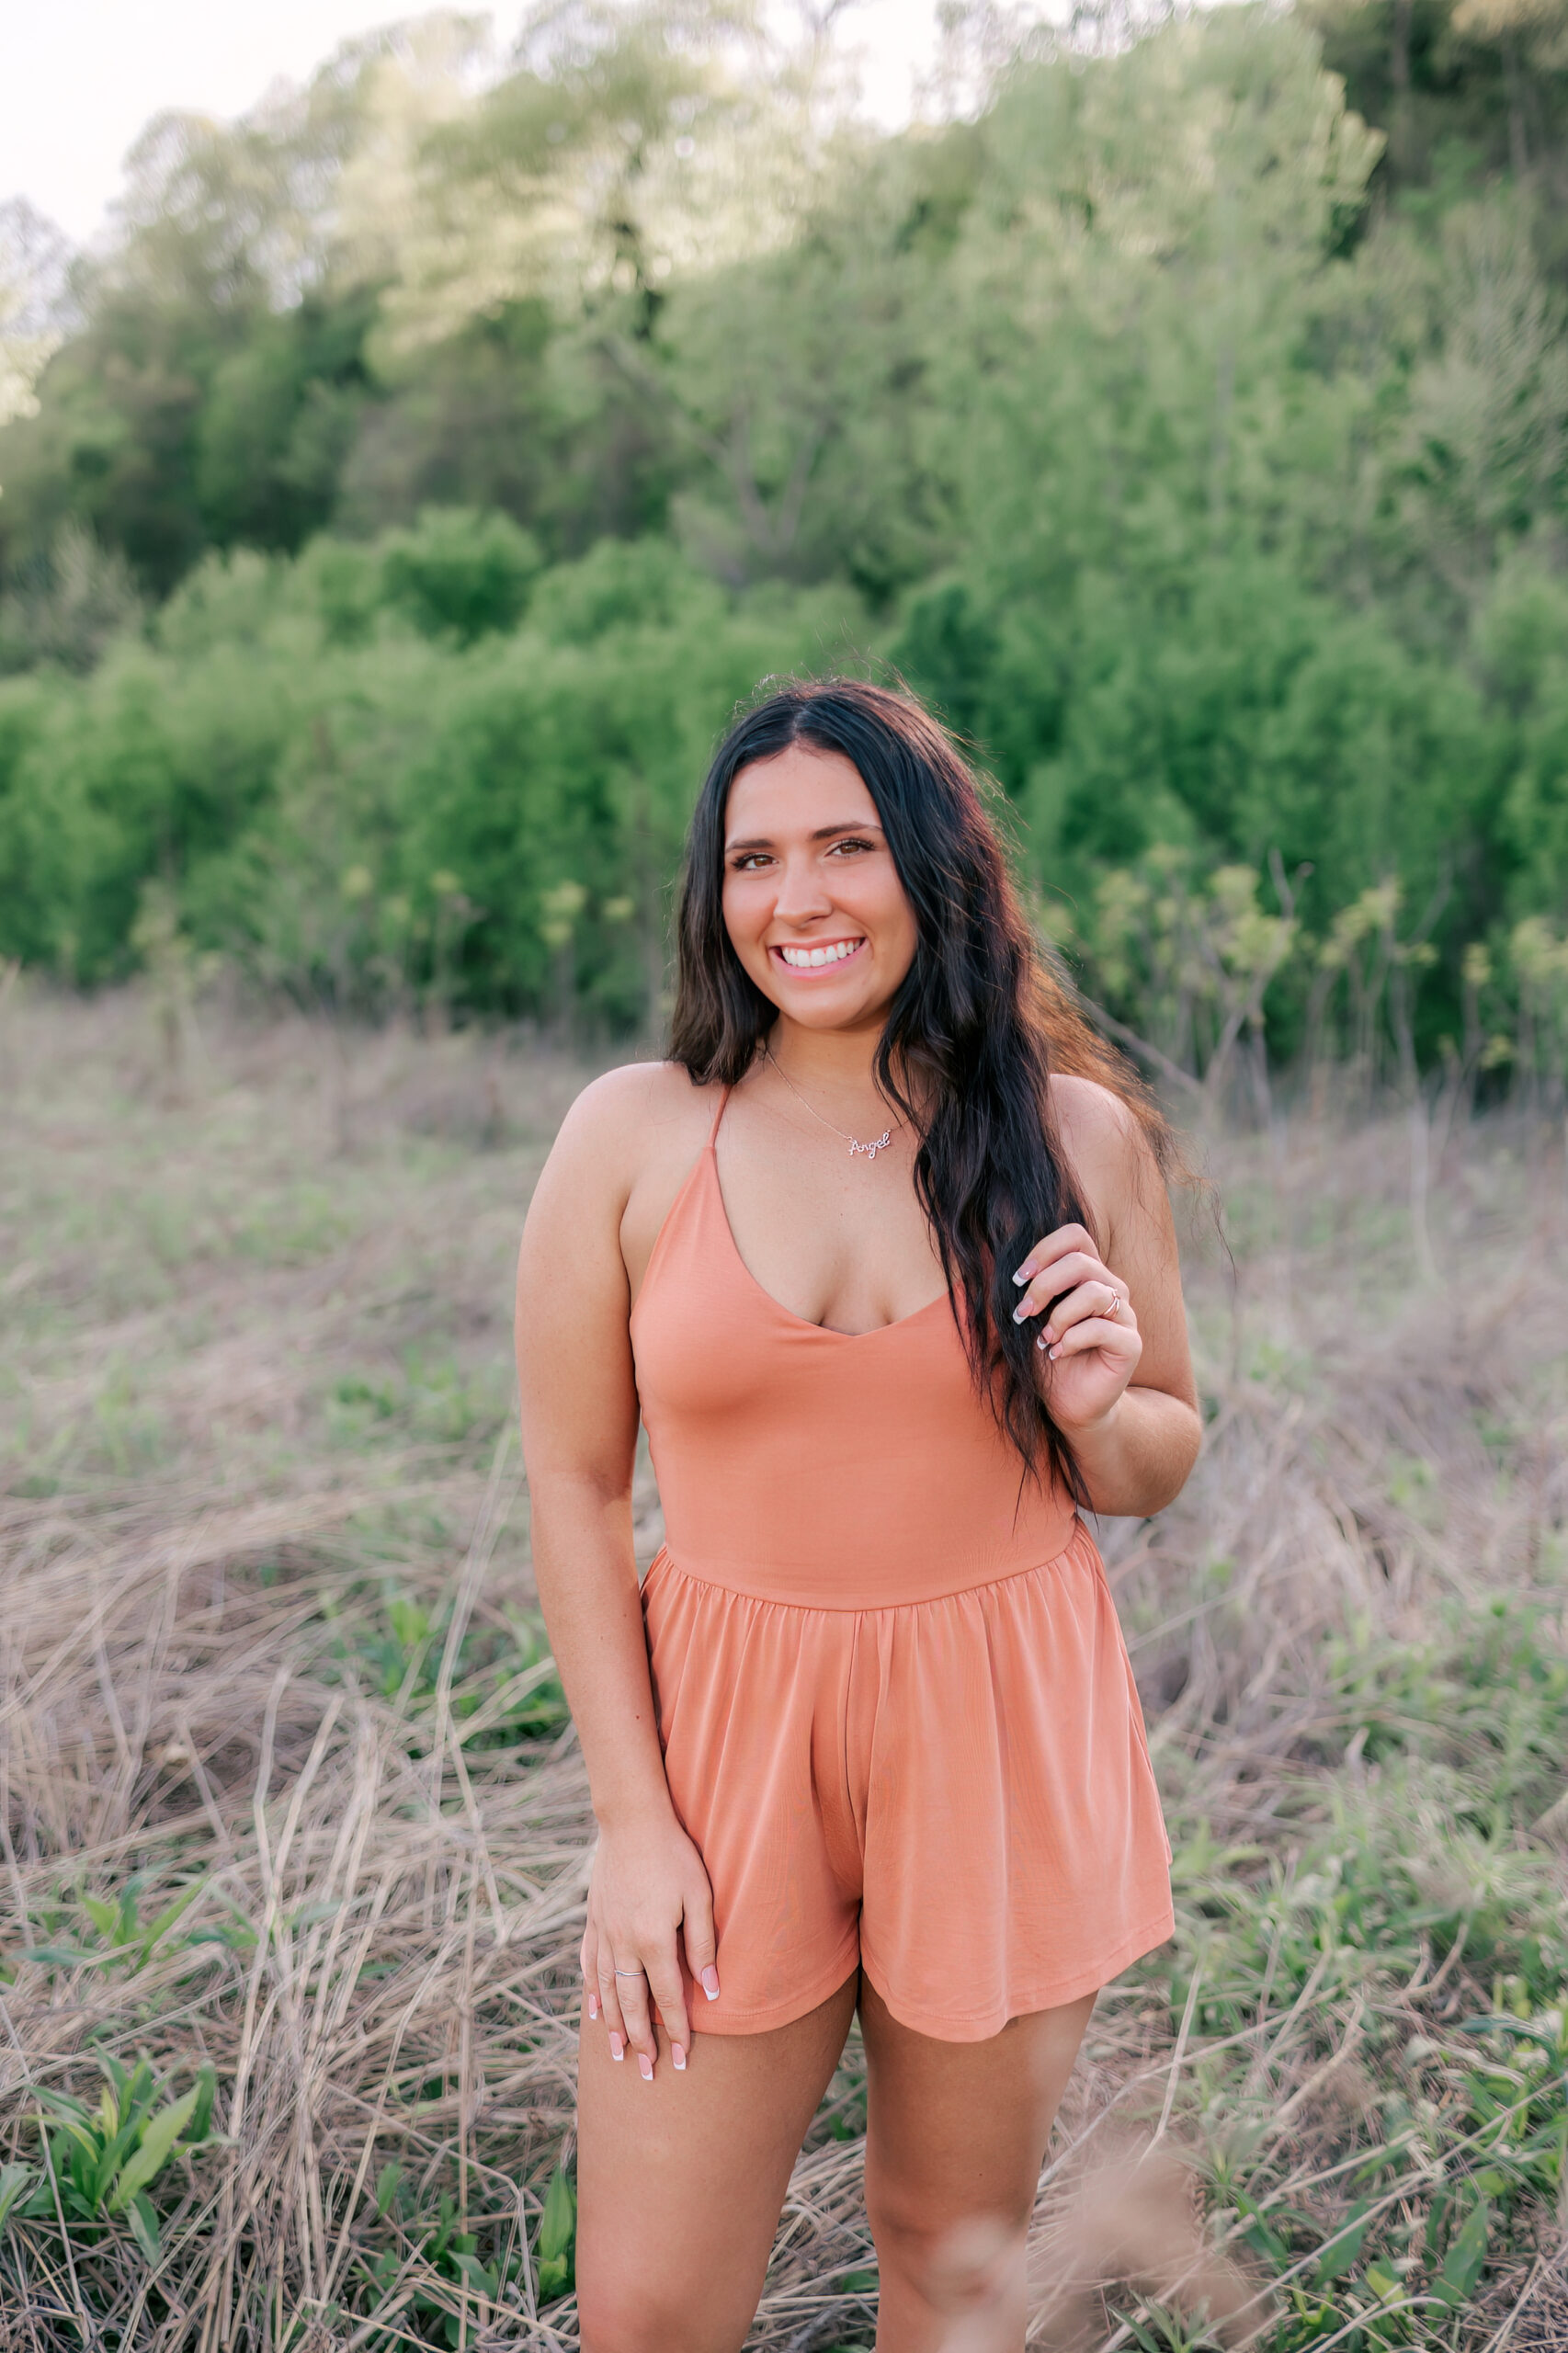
left=764, top=1051, right=897, bottom=1164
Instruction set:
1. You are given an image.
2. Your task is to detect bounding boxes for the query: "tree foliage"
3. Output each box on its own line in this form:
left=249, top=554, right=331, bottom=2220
left=0, top=0, right=1565, bottom=1064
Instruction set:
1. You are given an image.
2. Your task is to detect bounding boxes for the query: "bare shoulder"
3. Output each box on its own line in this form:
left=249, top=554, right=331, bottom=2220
left=1048, top=1072, right=1168, bottom=1254
left=520, top=1059, right=717, bottom=1332
left=527, top=1058, right=719, bottom=1249
left=552, top=1058, right=711, bottom=1167
left=1050, top=1073, right=1147, bottom=1173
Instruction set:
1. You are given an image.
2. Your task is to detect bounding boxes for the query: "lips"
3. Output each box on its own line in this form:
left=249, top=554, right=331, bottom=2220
left=770, top=938, right=866, bottom=972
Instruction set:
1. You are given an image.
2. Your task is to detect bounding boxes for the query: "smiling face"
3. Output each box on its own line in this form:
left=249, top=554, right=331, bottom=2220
left=721, top=743, right=919, bottom=1036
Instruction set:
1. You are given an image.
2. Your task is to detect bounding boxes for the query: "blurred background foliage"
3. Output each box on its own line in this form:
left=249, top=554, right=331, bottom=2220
left=1, top=0, right=1567, bottom=1090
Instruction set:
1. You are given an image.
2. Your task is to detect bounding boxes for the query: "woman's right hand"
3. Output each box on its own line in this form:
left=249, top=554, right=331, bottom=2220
left=581, top=1811, right=720, bottom=2078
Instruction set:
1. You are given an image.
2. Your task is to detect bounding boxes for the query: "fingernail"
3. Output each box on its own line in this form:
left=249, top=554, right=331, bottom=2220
left=1013, top=1266, right=1032, bottom=1286
left=672, top=2043, right=687, bottom=2070
left=638, top=2052, right=653, bottom=2081
left=701, top=1967, right=720, bottom=2001
left=609, top=2033, right=624, bottom=2061
left=1012, top=1302, right=1031, bottom=1324
left=1036, top=1334, right=1048, bottom=1351
left=586, top=1992, right=599, bottom=2020
left=1049, top=1344, right=1061, bottom=1359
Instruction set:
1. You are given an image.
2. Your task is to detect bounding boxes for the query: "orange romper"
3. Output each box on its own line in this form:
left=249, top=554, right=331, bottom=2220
left=631, top=1091, right=1174, bottom=2043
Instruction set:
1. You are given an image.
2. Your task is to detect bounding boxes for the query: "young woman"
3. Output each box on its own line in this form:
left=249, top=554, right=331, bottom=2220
left=515, top=680, right=1200, bottom=2353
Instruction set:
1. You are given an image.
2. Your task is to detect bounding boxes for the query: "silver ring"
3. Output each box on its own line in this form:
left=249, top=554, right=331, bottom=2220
left=613, top=1967, right=644, bottom=1979
left=1106, top=1288, right=1123, bottom=1318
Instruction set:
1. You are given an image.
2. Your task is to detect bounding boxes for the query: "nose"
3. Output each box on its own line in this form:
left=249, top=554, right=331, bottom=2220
left=771, top=851, right=835, bottom=928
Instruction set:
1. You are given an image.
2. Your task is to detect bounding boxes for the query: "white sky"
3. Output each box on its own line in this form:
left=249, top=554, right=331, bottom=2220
left=0, top=0, right=944, bottom=246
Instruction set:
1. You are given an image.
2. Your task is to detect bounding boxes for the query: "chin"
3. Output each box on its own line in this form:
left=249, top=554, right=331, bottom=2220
left=790, top=994, right=883, bottom=1030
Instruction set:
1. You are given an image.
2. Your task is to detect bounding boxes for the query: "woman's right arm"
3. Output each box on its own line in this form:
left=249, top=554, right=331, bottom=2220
left=514, top=1072, right=716, bottom=2081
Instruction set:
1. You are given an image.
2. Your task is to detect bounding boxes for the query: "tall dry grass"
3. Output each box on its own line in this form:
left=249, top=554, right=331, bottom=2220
left=0, top=983, right=1564, bottom=2350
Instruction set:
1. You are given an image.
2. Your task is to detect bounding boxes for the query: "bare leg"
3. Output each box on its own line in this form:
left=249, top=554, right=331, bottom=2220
left=858, top=1980, right=1097, bottom=2353
left=575, top=1972, right=858, bottom=2353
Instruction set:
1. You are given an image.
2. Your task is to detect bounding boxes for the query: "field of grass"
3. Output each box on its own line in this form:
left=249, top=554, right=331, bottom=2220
left=1, top=984, right=1565, bottom=2352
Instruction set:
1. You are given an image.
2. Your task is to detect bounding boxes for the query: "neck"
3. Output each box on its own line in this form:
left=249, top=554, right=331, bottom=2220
left=765, top=1014, right=888, bottom=1100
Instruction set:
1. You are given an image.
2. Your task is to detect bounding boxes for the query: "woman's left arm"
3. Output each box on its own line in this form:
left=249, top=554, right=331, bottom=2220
left=1011, top=1079, right=1202, bottom=1518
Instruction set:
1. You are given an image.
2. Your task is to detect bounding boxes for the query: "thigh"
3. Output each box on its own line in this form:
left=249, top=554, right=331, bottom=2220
left=575, top=1973, right=858, bottom=2353
left=858, top=1979, right=1096, bottom=2353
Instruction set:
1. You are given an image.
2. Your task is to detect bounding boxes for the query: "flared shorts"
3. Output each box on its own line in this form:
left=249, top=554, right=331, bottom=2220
left=642, top=1519, right=1174, bottom=2044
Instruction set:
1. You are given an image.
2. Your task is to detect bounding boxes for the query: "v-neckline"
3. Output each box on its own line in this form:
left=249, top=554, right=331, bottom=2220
left=704, top=1144, right=951, bottom=1342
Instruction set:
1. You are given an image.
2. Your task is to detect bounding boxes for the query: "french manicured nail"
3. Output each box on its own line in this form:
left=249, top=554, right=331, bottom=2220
left=1013, top=1266, right=1033, bottom=1286
left=586, top=1991, right=599, bottom=2020
left=638, top=2052, right=654, bottom=2081
left=1048, top=1344, right=1061, bottom=1360
left=701, top=1967, right=721, bottom=2001
left=1012, top=1301, right=1035, bottom=1323
left=672, top=2043, right=687, bottom=2071
left=608, top=2033, right=624, bottom=2062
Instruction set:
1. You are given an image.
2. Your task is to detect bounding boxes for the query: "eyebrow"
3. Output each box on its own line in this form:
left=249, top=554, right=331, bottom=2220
left=724, top=822, right=885, bottom=852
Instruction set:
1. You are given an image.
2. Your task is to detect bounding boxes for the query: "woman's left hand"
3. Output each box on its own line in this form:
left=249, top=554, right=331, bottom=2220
left=1010, top=1223, right=1141, bottom=1434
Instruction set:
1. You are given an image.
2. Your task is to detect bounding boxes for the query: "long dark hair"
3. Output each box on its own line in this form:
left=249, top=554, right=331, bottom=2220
left=669, top=676, right=1175, bottom=1495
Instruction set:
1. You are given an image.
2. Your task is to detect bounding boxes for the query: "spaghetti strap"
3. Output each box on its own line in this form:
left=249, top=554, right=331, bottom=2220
left=705, top=1085, right=732, bottom=1151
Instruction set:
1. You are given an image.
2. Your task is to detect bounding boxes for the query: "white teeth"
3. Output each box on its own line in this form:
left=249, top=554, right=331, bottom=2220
left=779, top=939, right=860, bottom=969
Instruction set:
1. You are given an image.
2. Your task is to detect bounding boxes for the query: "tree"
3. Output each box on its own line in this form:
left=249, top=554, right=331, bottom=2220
left=0, top=200, right=71, bottom=440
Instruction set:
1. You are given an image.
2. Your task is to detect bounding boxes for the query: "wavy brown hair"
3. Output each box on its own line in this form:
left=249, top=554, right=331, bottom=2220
left=668, top=676, right=1176, bottom=1495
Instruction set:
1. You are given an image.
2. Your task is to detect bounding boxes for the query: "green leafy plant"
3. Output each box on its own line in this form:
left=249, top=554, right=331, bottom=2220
left=534, top=2162, right=575, bottom=2301
left=346, top=1593, right=569, bottom=1749
left=0, top=2163, right=40, bottom=2235
left=20, top=2052, right=219, bottom=2260
left=1120, top=2305, right=1232, bottom=2353
left=356, top=2162, right=574, bottom=2346
left=21, top=1874, right=210, bottom=1972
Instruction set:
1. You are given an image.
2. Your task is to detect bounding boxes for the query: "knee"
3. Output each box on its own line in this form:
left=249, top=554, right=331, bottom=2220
left=576, top=2274, right=738, bottom=2353
left=576, top=2276, right=667, bottom=2353
left=866, top=2188, right=1027, bottom=2315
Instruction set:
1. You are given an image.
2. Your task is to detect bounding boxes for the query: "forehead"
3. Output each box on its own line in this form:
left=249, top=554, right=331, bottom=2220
left=724, top=745, right=876, bottom=839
